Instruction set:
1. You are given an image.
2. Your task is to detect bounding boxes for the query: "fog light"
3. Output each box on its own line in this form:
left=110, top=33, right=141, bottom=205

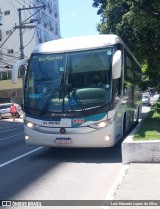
left=105, top=135, right=111, bottom=142
left=25, top=135, right=29, bottom=140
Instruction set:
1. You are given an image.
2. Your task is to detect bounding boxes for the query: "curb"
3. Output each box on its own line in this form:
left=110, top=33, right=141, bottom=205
left=122, top=108, right=160, bottom=164
left=122, top=136, right=160, bottom=164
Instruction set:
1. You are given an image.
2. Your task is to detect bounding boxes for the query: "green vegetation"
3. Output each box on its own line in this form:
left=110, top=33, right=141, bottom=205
left=92, top=0, right=160, bottom=90
left=134, top=101, right=160, bottom=140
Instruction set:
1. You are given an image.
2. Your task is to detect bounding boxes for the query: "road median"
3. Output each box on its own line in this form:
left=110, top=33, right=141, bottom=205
left=122, top=106, right=160, bottom=164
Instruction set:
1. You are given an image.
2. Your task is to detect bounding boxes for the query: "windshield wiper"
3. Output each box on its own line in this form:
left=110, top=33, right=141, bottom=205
left=39, top=86, right=59, bottom=116
left=58, top=76, right=65, bottom=100
left=66, top=85, right=88, bottom=115
left=71, top=89, right=88, bottom=116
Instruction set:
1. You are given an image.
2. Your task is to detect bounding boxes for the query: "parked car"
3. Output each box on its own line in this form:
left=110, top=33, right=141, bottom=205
left=153, top=93, right=160, bottom=99
left=142, top=95, right=150, bottom=106
left=0, top=103, right=22, bottom=120
left=149, top=96, right=157, bottom=106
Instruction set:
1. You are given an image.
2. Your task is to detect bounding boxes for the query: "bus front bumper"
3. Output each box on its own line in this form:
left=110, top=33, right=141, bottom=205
left=24, top=125, right=116, bottom=148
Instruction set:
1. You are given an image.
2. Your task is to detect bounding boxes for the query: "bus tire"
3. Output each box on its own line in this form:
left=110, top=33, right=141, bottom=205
left=135, top=108, right=140, bottom=124
left=123, top=114, right=126, bottom=138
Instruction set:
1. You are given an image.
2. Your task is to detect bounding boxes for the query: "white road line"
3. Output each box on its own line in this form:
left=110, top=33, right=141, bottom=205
left=100, top=164, right=129, bottom=209
left=0, top=133, right=23, bottom=141
left=0, top=147, right=43, bottom=168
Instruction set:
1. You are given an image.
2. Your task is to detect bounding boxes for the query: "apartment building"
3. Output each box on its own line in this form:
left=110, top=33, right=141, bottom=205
left=0, top=0, right=61, bottom=104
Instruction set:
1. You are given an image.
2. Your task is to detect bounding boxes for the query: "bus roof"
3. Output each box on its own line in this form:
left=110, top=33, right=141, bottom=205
left=33, top=34, right=124, bottom=53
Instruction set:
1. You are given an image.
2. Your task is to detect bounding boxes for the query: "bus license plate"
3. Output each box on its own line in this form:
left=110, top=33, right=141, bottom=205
left=55, top=137, right=71, bottom=144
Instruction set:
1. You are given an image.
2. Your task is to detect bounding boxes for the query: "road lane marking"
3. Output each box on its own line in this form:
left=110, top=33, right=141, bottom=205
left=0, top=133, right=23, bottom=141
left=0, top=147, right=43, bottom=168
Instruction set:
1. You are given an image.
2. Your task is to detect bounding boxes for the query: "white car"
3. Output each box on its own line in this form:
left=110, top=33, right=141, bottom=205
left=149, top=97, right=157, bottom=106
left=142, top=95, right=150, bottom=106
left=153, top=94, right=160, bottom=99
left=0, top=103, right=23, bottom=119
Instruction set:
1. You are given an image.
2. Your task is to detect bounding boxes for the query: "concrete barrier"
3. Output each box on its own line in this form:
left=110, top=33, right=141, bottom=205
left=122, top=105, right=160, bottom=164
left=122, top=135, right=160, bottom=164
left=122, top=117, right=160, bottom=164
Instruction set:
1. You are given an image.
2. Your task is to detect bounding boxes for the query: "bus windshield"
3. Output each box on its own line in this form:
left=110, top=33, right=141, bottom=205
left=24, top=48, right=113, bottom=117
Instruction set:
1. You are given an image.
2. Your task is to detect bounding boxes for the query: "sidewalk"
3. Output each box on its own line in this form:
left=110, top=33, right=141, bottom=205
left=109, top=163, right=160, bottom=209
left=108, top=106, right=160, bottom=208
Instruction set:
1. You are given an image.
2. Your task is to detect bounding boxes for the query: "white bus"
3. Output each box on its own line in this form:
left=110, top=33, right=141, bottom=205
left=12, top=35, right=142, bottom=147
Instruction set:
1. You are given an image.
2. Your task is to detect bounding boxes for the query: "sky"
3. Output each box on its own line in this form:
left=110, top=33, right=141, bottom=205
left=58, top=0, right=100, bottom=38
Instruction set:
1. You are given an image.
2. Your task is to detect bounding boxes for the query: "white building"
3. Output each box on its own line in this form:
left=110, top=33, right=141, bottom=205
left=0, top=0, right=61, bottom=104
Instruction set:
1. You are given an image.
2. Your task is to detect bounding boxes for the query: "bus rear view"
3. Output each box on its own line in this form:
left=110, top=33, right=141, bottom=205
left=12, top=35, right=142, bottom=147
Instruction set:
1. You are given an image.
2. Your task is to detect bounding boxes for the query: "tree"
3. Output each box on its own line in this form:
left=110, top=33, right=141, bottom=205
left=92, top=0, right=160, bottom=90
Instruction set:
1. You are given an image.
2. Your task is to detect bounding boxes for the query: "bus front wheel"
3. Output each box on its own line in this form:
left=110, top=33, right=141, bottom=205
left=122, top=114, right=126, bottom=138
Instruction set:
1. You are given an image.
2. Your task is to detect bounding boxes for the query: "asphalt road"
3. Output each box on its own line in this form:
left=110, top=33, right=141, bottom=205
left=0, top=106, right=151, bottom=209
left=0, top=124, right=123, bottom=209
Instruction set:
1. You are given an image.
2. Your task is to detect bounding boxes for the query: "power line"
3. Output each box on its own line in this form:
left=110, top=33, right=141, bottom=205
left=1, top=1, right=23, bottom=49
left=15, top=5, right=46, bottom=59
left=1, top=60, right=14, bottom=66
left=22, top=6, right=45, bottom=24
left=0, top=28, right=17, bottom=48
left=1, top=42, right=24, bottom=60
left=6, top=0, right=18, bottom=14
left=0, top=51, right=20, bottom=59
left=60, top=21, right=79, bottom=37
left=14, top=0, right=26, bottom=7
left=22, top=7, right=46, bottom=50
left=0, top=5, right=45, bottom=50
left=23, top=27, right=36, bottom=48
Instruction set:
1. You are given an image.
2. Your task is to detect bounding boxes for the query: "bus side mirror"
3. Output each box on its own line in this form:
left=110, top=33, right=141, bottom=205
left=112, top=50, right=122, bottom=79
left=12, top=59, right=29, bottom=84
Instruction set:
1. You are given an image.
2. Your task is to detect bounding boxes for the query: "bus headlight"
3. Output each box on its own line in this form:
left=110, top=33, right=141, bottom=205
left=98, top=121, right=107, bottom=128
left=89, top=120, right=110, bottom=129
left=25, top=120, right=36, bottom=129
left=88, top=114, right=116, bottom=129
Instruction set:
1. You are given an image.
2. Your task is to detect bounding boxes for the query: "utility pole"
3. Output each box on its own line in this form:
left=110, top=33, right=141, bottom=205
left=13, top=5, right=45, bottom=104
left=14, top=5, right=46, bottom=60
left=18, top=8, right=24, bottom=59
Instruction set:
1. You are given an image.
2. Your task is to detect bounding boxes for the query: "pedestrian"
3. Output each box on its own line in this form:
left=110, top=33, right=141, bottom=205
left=10, top=102, right=17, bottom=121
